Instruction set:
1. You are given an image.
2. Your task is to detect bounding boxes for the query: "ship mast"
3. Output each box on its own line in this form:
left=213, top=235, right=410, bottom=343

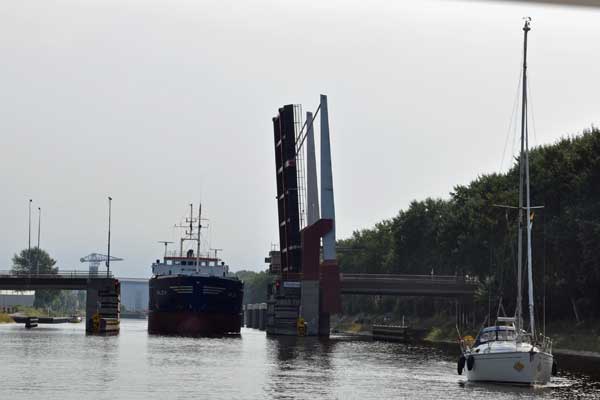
left=176, top=204, right=199, bottom=256
left=196, top=203, right=202, bottom=273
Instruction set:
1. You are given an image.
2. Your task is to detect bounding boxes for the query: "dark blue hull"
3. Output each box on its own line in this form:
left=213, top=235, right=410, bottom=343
left=148, top=275, right=243, bottom=335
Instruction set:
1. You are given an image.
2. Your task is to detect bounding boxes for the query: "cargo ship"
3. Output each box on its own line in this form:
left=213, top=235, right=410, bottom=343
left=148, top=204, right=243, bottom=335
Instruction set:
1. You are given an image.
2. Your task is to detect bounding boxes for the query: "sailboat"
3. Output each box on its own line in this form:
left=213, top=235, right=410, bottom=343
left=457, top=18, right=554, bottom=385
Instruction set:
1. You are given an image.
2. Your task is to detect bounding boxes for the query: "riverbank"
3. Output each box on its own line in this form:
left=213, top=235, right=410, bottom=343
left=12, top=306, right=83, bottom=318
left=0, top=306, right=84, bottom=323
left=0, top=313, right=14, bottom=323
left=332, top=314, right=600, bottom=357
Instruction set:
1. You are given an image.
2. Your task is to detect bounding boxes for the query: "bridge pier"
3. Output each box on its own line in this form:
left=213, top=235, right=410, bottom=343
left=244, top=303, right=267, bottom=330
left=300, top=281, right=320, bottom=335
left=85, top=279, right=120, bottom=334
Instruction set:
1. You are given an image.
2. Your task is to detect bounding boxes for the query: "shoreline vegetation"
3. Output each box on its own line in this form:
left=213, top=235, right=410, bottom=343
left=0, top=306, right=81, bottom=323
left=334, top=128, right=600, bottom=358
left=332, top=314, right=600, bottom=357
left=0, top=313, right=14, bottom=323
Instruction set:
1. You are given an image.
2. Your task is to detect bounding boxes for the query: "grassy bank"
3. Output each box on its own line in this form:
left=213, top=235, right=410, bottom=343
left=333, top=314, right=472, bottom=340
left=333, top=313, right=600, bottom=354
left=12, top=306, right=47, bottom=317
left=0, top=313, right=14, bottom=323
left=5, top=306, right=78, bottom=318
left=548, top=321, right=600, bottom=354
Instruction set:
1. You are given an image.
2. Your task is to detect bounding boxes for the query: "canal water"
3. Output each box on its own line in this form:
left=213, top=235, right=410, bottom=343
left=1, top=320, right=598, bottom=399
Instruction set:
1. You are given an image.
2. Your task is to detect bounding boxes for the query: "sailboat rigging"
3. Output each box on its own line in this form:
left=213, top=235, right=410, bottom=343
left=457, top=18, right=555, bottom=385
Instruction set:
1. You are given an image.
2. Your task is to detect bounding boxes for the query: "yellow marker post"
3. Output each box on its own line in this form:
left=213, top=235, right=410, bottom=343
left=297, top=317, right=307, bottom=336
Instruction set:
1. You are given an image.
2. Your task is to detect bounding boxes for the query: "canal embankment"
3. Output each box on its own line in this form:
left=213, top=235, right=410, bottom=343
left=333, top=313, right=600, bottom=357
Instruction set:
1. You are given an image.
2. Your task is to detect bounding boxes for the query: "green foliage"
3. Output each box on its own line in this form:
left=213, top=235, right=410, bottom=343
left=11, top=248, right=58, bottom=275
left=548, top=320, right=600, bottom=352
left=48, top=290, right=85, bottom=314
left=424, top=327, right=445, bottom=342
left=338, top=127, right=600, bottom=323
left=10, top=249, right=84, bottom=313
left=0, top=313, right=14, bottom=323
left=236, top=270, right=273, bottom=305
left=12, top=305, right=45, bottom=317
left=11, top=248, right=60, bottom=308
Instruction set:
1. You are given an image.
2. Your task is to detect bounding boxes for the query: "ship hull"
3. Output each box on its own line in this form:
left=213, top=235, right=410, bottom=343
left=148, top=310, right=241, bottom=336
left=466, top=350, right=553, bottom=385
left=148, top=275, right=243, bottom=336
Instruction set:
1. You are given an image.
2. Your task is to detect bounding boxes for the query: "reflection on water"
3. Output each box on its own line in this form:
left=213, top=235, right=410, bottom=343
left=0, top=320, right=598, bottom=399
left=265, top=336, right=336, bottom=399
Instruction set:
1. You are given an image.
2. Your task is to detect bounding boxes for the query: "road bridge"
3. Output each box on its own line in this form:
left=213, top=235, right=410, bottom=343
left=0, top=270, right=120, bottom=334
left=340, top=273, right=477, bottom=298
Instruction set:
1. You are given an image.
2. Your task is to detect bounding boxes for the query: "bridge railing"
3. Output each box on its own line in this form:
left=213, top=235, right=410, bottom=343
left=0, top=270, right=114, bottom=279
left=340, top=273, right=478, bottom=284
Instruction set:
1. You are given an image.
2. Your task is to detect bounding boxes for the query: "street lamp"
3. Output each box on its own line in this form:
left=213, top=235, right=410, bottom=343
left=28, top=199, right=32, bottom=251
left=107, top=196, right=112, bottom=278
left=37, top=207, right=41, bottom=275
left=37, top=207, right=41, bottom=249
left=28, top=199, right=32, bottom=276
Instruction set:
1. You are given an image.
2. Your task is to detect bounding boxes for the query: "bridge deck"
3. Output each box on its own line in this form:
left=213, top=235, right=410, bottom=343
left=0, top=271, right=116, bottom=290
left=0, top=271, right=121, bottom=334
left=340, top=273, right=477, bottom=297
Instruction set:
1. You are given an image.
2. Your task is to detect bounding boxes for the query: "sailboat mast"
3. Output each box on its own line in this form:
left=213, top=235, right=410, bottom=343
left=516, top=19, right=531, bottom=334
left=522, top=18, right=536, bottom=339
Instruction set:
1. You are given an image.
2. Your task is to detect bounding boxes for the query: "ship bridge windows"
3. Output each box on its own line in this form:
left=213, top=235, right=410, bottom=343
left=177, top=261, right=211, bottom=267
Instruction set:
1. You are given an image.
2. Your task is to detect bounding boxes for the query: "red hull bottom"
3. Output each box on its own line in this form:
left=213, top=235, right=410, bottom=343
left=148, top=311, right=241, bottom=336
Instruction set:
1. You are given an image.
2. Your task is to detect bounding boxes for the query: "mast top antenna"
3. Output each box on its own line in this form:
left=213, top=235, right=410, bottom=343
left=523, top=17, right=531, bottom=31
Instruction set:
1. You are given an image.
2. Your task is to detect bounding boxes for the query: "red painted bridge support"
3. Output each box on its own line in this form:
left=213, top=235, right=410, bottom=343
left=300, top=218, right=341, bottom=336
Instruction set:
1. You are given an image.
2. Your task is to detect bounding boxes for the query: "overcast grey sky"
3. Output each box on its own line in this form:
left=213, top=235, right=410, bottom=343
left=1, top=0, right=598, bottom=277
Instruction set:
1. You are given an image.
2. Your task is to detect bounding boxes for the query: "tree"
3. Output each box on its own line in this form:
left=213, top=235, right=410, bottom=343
left=11, top=248, right=58, bottom=275
left=337, top=127, right=600, bottom=323
left=11, top=248, right=59, bottom=307
left=236, top=270, right=273, bottom=305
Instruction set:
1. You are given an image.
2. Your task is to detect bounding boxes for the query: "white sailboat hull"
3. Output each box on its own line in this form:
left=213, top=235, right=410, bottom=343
left=466, top=350, right=553, bottom=385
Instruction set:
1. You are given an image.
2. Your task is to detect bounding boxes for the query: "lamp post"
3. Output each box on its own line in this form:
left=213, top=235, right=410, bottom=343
left=37, top=207, right=41, bottom=249
left=28, top=199, right=32, bottom=250
left=28, top=199, right=32, bottom=275
left=37, top=207, right=41, bottom=275
left=107, top=196, right=112, bottom=278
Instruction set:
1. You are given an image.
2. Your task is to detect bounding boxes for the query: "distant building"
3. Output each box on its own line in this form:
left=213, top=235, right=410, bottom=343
left=119, top=278, right=149, bottom=312
left=0, top=290, right=34, bottom=312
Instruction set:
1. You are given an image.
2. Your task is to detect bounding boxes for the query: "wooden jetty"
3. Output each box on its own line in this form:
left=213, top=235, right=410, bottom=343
left=371, top=324, right=428, bottom=342
left=372, top=324, right=409, bottom=341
